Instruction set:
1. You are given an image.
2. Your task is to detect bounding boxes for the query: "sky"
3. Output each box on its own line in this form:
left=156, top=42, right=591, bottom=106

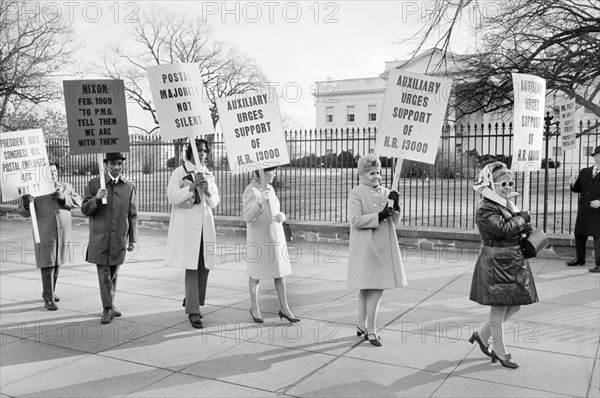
left=63, top=0, right=475, bottom=131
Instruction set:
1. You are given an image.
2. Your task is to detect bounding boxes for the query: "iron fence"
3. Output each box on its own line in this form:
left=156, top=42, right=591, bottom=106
left=38, top=119, right=600, bottom=233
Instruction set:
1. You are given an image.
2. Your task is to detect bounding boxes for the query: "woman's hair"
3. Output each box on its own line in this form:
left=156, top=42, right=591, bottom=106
left=185, top=138, right=211, bottom=160
left=357, top=154, right=381, bottom=175
left=253, top=166, right=278, bottom=178
left=489, top=161, right=512, bottom=182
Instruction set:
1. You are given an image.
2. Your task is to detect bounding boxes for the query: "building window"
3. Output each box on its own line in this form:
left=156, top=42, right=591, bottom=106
left=325, top=107, right=333, bottom=123
left=585, top=146, right=595, bottom=156
left=552, top=146, right=561, bottom=158
left=347, top=106, right=355, bottom=122
left=368, top=105, right=376, bottom=122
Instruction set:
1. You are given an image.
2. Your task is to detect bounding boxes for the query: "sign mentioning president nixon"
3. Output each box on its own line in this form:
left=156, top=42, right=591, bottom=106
left=0, top=129, right=55, bottom=201
left=216, top=88, right=290, bottom=174
left=147, top=63, right=214, bottom=139
left=376, top=69, right=452, bottom=164
left=64, top=79, right=129, bottom=155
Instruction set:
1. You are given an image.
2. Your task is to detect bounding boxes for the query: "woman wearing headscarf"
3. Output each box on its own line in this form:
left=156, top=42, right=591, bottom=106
left=468, top=161, right=538, bottom=368
left=347, top=154, right=407, bottom=347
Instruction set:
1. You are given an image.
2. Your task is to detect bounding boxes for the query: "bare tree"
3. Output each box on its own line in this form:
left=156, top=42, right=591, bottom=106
left=102, top=5, right=265, bottom=134
left=0, top=0, right=75, bottom=127
left=405, top=0, right=600, bottom=121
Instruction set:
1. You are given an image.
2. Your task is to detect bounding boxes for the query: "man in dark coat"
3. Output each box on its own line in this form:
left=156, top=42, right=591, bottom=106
left=17, top=162, right=82, bottom=310
left=567, top=145, right=600, bottom=272
left=81, top=152, right=138, bottom=323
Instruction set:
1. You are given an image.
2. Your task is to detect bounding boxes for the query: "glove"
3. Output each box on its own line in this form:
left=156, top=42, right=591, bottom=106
left=378, top=205, right=394, bottom=222
left=22, top=194, right=33, bottom=210
left=388, top=191, right=400, bottom=211
left=522, top=224, right=534, bottom=236
left=517, top=211, right=531, bottom=224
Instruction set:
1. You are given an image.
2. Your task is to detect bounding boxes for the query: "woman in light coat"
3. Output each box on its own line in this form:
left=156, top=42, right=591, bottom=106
left=347, top=154, right=407, bottom=346
left=242, top=166, right=299, bottom=323
left=165, top=139, right=220, bottom=329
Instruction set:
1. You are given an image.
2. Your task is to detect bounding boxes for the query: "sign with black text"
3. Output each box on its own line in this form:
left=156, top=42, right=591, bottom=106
left=146, top=63, right=214, bottom=140
left=63, top=79, right=129, bottom=155
left=559, top=97, right=577, bottom=152
left=0, top=129, right=55, bottom=201
left=511, top=73, right=546, bottom=171
left=216, top=88, right=290, bottom=173
left=376, top=69, right=452, bottom=164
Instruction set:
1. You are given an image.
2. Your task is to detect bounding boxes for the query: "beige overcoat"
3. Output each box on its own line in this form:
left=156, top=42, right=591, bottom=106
left=347, top=183, right=407, bottom=289
left=164, top=161, right=220, bottom=270
left=242, top=180, right=292, bottom=279
left=17, top=182, right=82, bottom=268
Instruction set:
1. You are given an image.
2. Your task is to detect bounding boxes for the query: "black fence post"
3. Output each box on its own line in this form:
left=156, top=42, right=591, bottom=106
left=543, top=111, right=554, bottom=232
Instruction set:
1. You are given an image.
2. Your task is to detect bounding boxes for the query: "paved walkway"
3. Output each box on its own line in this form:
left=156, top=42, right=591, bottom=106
left=1, top=220, right=599, bottom=397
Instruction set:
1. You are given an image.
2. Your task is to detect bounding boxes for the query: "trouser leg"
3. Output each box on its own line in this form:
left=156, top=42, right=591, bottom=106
left=40, top=267, right=55, bottom=302
left=110, top=265, right=120, bottom=303
left=97, top=265, right=113, bottom=309
left=184, top=270, right=199, bottom=315
left=575, top=234, right=588, bottom=261
left=594, top=236, right=600, bottom=266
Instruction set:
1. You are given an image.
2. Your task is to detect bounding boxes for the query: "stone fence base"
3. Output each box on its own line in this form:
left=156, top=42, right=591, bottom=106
left=1, top=205, right=593, bottom=260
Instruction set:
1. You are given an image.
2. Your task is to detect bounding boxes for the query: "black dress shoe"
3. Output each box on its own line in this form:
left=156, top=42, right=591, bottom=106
left=53, top=294, right=60, bottom=302
left=589, top=266, right=600, bottom=273
left=566, top=258, right=585, bottom=266
left=490, top=350, right=519, bottom=369
left=279, top=310, right=300, bottom=323
left=101, top=308, right=115, bottom=324
left=44, top=300, right=57, bottom=311
left=112, top=306, right=122, bottom=317
left=188, top=315, right=203, bottom=329
left=366, top=333, right=382, bottom=347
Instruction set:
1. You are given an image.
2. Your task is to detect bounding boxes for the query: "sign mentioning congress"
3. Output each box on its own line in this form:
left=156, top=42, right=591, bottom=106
left=559, top=97, right=577, bottom=152
left=63, top=79, right=129, bottom=155
left=147, top=63, right=214, bottom=140
left=216, top=88, right=290, bottom=174
left=0, top=129, right=55, bottom=201
left=376, top=69, right=452, bottom=164
left=511, top=73, right=546, bottom=171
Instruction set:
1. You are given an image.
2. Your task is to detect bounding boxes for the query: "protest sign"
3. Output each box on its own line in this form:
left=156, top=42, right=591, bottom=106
left=0, top=129, right=54, bottom=201
left=511, top=73, right=546, bottom=172
left=216, top=88, right=290, bottom=174
left=559, top=97, right=577, bottom=152
left=146, top=63, right=214, bottom=140
left=376, top=69, right=452, bottom=165
left=63, top=79, right=129, bottom=155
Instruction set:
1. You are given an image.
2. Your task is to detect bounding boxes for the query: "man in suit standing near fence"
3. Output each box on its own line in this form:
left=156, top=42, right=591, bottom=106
left=566, top=145, right=600, bottom=272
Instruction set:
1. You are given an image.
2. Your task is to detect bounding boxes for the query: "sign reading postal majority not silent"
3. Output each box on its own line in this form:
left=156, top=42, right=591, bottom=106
left=376, top=69, right=452, bottom=164
left=146, top=63, right=214, bottom=140
left=0, top=129, right=55, bottom=201
left=511, top=73, right=546, bottom=171
left=217, top=88, right=290, bottom=174
left=63, top=79, right=129, bottom=155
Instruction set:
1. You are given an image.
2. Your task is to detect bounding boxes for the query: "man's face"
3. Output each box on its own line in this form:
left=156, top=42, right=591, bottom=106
left=49, top=165, right=58, bottom=183
left=106, top=159, right=123, bottom=178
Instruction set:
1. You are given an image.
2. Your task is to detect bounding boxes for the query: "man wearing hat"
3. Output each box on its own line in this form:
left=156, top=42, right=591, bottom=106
left=567, top=145, right=600, bottom=272
left=17, top=162, right=82, bottom=310
left=81, top=152, right=138, bottom=323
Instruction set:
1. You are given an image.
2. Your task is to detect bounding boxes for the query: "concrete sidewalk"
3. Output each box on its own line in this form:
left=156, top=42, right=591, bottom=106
left=1, top=220, right=598, bottom=398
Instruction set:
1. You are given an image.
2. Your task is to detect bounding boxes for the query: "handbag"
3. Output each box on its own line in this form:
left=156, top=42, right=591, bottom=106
left=520, top=228, right=548, bottom=258
left=282, top=221, right=293, bottom=242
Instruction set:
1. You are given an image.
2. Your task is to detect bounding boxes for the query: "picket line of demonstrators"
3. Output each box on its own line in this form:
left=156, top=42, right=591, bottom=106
left=10, top=142, right=600, bottom=368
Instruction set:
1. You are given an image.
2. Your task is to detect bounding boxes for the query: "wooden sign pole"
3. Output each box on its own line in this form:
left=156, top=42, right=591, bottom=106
left=97, top=153, right=107, bottom=204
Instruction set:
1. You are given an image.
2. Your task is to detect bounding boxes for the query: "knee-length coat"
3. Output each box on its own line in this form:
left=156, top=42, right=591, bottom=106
left=242, top=180, right=292, bottom=279
left=17, top=182, right=82, bottom=268
left=164, top=161, right=220, bottom=270
left=347, top=183, right=407, bottom=289
left=81, top=174, right=138, bottom=266
left=571, top=166, right=600, bottom=237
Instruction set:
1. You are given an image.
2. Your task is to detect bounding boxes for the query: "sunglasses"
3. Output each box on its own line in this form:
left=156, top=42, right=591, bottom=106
left=494, top=181, right=515, bottom=188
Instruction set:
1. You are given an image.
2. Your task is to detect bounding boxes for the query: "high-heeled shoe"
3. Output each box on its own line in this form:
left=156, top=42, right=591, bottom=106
left=366, top=333, right=382, bottom=347
left=356, top=326, right=366, bottom=338
left=249, top=309, right=264, bottom=323
left=188, top=314, right=203, bottom=329
left=490, top=350, right=519, bottom=369
left=468, top=331, right=491, bottom=358
left=279, top=310, right=300, bottom=323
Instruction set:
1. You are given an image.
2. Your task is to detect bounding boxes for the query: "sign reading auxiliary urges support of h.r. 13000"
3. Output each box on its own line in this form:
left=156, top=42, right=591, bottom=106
left=217, top=88, right=290, bottom=174
left=376, top=69, right=452, bottom=164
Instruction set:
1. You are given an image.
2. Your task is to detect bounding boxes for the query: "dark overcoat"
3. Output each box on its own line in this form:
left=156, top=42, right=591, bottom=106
left=81, top=174, right=138, bottom=266
left=470, top=198, right=538, bottom=306
left=17, top=182, right=82, bottom=268
left=571, top=166, right=600, bottom=237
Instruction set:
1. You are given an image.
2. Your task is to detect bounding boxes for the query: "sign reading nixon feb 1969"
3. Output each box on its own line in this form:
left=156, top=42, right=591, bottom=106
left=216, top=88, right=290, bottom=174
left=63, top=79, right=129, bottom=155
left=376, top=69, right=452, bottom=164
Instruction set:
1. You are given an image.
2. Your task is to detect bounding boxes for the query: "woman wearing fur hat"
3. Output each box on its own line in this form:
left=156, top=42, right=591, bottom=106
left=347, top=154, right=407, bottom=347
left=468, top=161, right=538, bottom=369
